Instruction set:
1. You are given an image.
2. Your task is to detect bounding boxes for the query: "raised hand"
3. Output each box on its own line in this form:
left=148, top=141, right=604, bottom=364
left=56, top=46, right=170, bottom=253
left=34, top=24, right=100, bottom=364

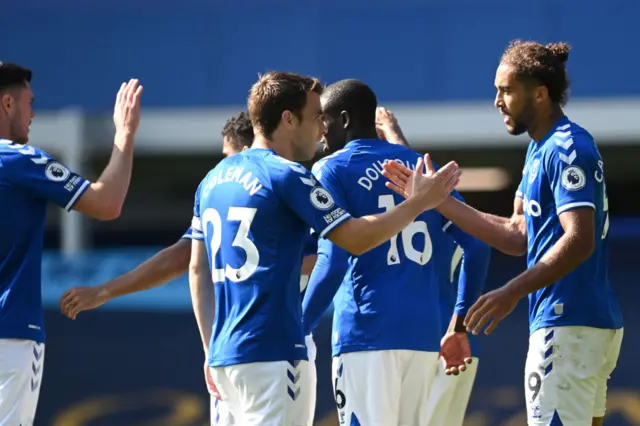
left=387, top=154, right=461, bottom=210
left=113, top=79, right=143, bottom=135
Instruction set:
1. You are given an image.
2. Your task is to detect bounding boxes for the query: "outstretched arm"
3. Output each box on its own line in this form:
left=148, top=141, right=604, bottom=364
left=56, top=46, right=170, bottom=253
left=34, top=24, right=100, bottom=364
left=383, top=160, right=527, bottom=256
left=60, top=235, right=192, bottom=319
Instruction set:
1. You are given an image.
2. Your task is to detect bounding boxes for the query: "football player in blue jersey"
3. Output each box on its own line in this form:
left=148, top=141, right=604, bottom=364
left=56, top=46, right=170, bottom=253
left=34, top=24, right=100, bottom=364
left=382, top=41, right=623, bottom=426
left=376, top=106, right=490, bottom=426
left=0, top=62, right=143, bottom=425
left=300, top=79, right=489, bottom=426
left=188, top=71, right=462, bottom=426
left=60, top=111, right=321, bottom=426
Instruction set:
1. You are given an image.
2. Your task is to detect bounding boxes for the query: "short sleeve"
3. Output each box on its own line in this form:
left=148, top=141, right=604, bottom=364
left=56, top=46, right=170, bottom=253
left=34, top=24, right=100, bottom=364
left=190, top=181, right=205, bottom=238
left=545, top=143, right=598, bottom=215
left=279, top=166, right=351, bottom=239
left=181, top=225, right=204, bottom=241
left=0, top=144, right=90, bottom=211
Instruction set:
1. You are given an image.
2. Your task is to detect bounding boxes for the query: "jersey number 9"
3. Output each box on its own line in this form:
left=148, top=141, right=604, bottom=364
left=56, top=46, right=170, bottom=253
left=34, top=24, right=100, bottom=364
left=202, top=207, right=260, bottom=283
left=378, top=195, right=433, bottom=266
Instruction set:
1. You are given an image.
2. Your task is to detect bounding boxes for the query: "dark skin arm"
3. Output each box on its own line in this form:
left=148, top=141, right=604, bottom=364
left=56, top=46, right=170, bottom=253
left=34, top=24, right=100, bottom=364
left=465, top=208, right=595, bottom=334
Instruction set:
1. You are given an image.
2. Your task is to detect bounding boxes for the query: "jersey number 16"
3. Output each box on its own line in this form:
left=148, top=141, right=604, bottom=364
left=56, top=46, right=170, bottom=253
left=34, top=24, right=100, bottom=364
left=378, top=195, right=433, bottom=266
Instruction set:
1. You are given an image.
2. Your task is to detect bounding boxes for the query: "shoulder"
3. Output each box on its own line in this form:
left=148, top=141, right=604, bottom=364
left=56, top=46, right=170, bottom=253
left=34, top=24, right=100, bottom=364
left=0, top=142, right=52, bottom=164
left=542, top=120, right=598, bottom=166
left=312, top=148, right=351, bottom=180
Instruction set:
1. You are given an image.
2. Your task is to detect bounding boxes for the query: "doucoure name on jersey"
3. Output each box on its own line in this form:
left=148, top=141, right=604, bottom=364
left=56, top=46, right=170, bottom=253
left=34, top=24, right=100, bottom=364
left=201, top=166, right=263, bottom=197
left=357, top=158, right=416, bottom=191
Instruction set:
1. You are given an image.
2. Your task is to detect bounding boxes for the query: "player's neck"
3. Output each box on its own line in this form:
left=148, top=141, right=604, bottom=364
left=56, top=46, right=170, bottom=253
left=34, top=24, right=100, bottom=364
left=346, top=127, right=378, bottom=143
left=252, top=134, right=295, bottom=161
left=528, top=107, right=565, bottom=142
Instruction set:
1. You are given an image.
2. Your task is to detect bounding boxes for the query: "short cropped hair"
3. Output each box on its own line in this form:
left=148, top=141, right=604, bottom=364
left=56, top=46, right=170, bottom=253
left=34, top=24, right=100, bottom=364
left=501, top=40, right=571, bottom=106
left=248, top=72, right=323, bottom=140
left=221, top=111, right=254, bottom=150
left=0, top=62, right=32, bottom=93
left=322, top=79, right=377, bottom=127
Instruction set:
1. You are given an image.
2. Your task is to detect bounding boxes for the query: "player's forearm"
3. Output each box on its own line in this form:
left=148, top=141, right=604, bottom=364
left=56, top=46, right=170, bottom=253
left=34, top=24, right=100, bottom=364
left=189, top=272, right=215, bottom=354
left=438, top=197, right=526, bottom=256
left=504, top=232, right=592, bottom=298
left=301, top=254, right=318, bottom=276
left=382, top=125, right=410, bottom=147
left=100, top=240, right=191, bottom=300
left=89, top=132, right=136, bottom=218
left=329, top=197, right=424, bottom=255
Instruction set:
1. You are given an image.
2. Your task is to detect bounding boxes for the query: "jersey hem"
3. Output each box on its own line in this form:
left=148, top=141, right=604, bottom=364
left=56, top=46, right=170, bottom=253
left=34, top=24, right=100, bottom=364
left=208, top=350, right=308, bottom=367
left=332, top=342, right=440, bottom=357
left=0, top=332, right=45, bottom=344
left=529, top=320, right=623, bottom=335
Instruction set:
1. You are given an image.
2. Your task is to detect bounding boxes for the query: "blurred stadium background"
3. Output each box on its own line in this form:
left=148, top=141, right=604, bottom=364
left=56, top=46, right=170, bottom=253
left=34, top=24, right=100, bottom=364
left=4, top=1, right=640, bottom=424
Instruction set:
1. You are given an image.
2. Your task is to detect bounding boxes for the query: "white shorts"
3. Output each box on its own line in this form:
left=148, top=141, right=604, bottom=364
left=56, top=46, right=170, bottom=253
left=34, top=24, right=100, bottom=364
left=332, top=350, right=439, bottom=426
left=425, top=356, right=479, bottom=426
left=0, top=339, right=45, bottom=426
left=525, top=326, right=623, bottom=426
left=210, top=359, right=310, bottom=426
left=209, top=334, right=316, bottom=426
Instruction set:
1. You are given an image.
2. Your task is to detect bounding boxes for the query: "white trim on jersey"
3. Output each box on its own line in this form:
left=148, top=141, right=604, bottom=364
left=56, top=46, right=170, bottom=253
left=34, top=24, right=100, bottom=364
left=556, top=201, right=596, bottom=215
left=64, top=180, right=90, bottom=211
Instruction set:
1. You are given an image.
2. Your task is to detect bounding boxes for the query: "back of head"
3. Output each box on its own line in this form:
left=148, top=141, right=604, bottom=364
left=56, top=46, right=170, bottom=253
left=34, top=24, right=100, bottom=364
left=221, top=111, right=254, bottom=151
left=248, top=71, right=322, bottom=140
left=322, top=79, right=378, bottom=128
left=500, top=40, right=571, bottom=106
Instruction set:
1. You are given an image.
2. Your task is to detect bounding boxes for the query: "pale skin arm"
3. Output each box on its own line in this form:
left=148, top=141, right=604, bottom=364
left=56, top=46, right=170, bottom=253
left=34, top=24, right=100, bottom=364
left=189, top=239, right=215, bottom=354
left=382, top=160, right=527, bottom=256
left=72, top=79, right=143, bottom=220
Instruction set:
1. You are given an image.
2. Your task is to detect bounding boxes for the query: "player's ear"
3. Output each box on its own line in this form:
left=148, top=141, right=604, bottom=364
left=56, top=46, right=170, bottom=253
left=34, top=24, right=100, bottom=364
left=281, top=110, right=296, bottom=130
left=534, top=85, right=548, bottom=104
left=0, top=93, right=13, bottom=114
left=340, top=110, right=350, bottom=130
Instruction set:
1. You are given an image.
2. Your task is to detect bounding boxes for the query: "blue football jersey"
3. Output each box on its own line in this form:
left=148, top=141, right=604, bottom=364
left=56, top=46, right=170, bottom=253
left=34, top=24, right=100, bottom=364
left=516, top=117, right=622, bottom=333
left=311, top=139, right=458, bottom=355
left=191, top=148, right=350, bottom=367
left=0, top=140, right=90, bottom=342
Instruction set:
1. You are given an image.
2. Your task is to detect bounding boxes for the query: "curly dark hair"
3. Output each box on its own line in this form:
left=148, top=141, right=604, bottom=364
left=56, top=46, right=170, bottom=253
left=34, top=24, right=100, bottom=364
left=500, top=40, right=571, bottom=106
left=221, top=111, right=254, bottom=150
